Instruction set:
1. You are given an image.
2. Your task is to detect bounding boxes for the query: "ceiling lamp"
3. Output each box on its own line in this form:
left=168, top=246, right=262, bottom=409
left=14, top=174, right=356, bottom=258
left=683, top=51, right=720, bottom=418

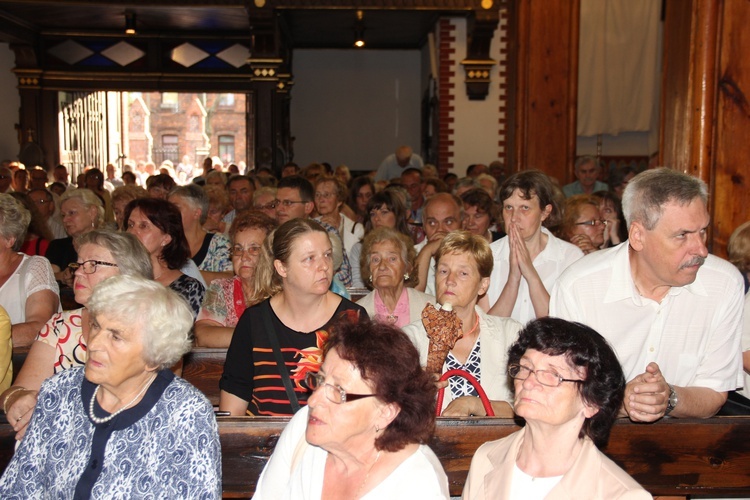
left=354, top=10, right=365, bottom=48
left=125, top=10, right=137, bottom=36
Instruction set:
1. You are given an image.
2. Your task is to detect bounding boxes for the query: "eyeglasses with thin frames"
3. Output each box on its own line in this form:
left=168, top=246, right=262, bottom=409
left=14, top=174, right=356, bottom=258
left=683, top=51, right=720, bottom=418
left=274, top=199, right=308, bottom=208
left=68, top=260, right=118, bottom=274
left=231, top=244, right=262, bottom=258
left=304, top=371, right=377, bottom=404
left=507, top=363, right=583, bottom=387
left=256, top=200, right=278, bottom=210
left=574, top=219, right=608, bottom=227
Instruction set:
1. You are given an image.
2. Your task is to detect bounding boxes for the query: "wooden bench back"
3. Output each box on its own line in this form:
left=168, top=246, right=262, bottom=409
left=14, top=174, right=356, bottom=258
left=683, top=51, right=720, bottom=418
left=3, top=416, right=747, bottom=497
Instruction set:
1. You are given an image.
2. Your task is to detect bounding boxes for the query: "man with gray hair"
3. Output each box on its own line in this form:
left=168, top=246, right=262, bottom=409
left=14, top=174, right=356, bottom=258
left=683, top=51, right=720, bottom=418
left=562, top=156, right=608, bottom=197
left=550, top=168, right=743, bottom=422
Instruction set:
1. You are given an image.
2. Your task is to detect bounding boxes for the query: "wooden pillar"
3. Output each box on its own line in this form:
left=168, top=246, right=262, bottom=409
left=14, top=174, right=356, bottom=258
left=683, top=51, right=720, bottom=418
left=661, top=0, right=750, bottom=256
left=509, top=0, right=579, bottom=183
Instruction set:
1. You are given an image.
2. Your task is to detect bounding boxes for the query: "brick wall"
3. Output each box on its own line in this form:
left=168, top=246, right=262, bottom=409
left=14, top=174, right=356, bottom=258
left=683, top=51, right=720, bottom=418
left=437, top=18, right=456, bottom=176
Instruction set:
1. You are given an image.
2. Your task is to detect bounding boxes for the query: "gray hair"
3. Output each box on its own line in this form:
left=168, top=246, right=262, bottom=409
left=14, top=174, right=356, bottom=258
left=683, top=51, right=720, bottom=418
left=87, top=275, right=192, bottom=369
left=574, top=155, right=599, bottom=171
left=621, top=167, right=708, bottom=230
left=360, top=227, right=418, bottom=289
left=0, top=194, right=31, bottom=250
left=60, top=188, right=105, bottom=228
left=253, top=186, right=276, bottom=204
left=77, top=230, right=154, bottom=280
left=169, top=184, right=209, bottom=224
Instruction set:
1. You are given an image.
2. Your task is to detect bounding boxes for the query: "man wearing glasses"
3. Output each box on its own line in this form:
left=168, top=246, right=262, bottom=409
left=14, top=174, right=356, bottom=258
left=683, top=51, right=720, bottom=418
left=551, top=168, right=743, bottom=422
left=0, top=166, right=12, bottom=194
left=29, top=188, right=67, bottom=239
left=275, top=175, right=352, bottom=287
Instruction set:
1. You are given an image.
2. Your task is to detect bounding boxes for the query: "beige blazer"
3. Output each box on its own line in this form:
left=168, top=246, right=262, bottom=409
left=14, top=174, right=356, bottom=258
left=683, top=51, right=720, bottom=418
left=356, top=287, right=435, bottom=326
left=462, top=427, right=652, bottom=500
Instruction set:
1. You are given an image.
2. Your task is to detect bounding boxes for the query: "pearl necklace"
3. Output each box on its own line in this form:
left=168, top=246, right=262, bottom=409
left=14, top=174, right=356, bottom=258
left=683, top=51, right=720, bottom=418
left=88, top=374, right=156, bottom=425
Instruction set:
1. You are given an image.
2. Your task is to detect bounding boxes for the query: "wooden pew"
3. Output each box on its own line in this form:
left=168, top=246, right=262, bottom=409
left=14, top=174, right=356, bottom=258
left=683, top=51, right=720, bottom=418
left=6, top=416, right=746, bottom=497
left=182, top=348, right=227, bottom=406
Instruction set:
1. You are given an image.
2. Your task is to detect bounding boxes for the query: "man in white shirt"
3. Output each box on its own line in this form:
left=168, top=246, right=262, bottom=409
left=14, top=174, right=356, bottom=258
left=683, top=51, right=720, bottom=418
left=374, top=145, right=424, bottom=182
left=550, top=168, right=744, bottom=422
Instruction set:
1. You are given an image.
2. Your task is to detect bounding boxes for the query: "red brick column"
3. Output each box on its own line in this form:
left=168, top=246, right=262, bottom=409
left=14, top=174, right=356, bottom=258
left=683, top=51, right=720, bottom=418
left=437, top=18, right=456, bottom=175
left=497, top=8, right=509, bottom=162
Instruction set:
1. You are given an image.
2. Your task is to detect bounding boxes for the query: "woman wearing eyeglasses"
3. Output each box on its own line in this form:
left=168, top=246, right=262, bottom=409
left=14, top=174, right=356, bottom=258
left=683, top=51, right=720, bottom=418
left=463, top=317, right=650, bottom=499
left=560, top=195, right=607, bottom=254
left=195, top=211, right=277, bottom=347
left=0, top=230, right=153, bottom=440
left=220, top=219, right=367, bottom=416
left=314, top=176, right=363, bottom=257
left=124, top=198, right=205, bottom=317
left=254, top=319, right=449, bottom=499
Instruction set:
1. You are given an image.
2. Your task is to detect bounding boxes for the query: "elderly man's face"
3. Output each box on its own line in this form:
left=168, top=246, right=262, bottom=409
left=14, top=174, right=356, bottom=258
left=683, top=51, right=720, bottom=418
left=401, top=172, right=423, bottom=205
left=228, top=179, right=254, bottom=211
left=29, top=190, right=55, bottom=218
left=575, top=161, right=600, bottom=189
left=631, top=198, right=710, bottom=288
left=423, top=197, right=461, bottom=242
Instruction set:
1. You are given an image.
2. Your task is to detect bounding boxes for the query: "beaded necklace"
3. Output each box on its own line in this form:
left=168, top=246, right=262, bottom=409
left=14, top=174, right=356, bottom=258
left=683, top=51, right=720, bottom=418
left=88, top=373, right=156, bottom=425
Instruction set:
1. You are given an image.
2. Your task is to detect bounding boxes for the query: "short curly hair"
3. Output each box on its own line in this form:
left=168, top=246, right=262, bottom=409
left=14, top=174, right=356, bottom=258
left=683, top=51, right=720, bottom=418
left=323, top=319, right=436, bottom=452
left=0, top=193, right=31, bottom=250
left=88, top=275, right=193, bottom=370
left=507, top=317, right=625, bottom=449
left=228, top=210, right=278, bottom=243
left=360, top=227, right=418, bottom=289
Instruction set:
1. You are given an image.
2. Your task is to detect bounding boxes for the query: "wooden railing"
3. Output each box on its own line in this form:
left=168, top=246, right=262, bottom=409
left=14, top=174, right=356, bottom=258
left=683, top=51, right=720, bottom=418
left=1, top=416, right=749, bottom=498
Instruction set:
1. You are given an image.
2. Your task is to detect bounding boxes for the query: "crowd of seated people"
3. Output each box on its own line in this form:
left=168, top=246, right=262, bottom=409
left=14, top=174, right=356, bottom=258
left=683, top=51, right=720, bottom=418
left=1, top=154, right=749, bottom=497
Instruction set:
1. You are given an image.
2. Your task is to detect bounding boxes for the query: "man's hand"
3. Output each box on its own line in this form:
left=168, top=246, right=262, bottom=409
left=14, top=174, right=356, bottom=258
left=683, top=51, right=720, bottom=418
left=622, top=362, right=670, bottom=422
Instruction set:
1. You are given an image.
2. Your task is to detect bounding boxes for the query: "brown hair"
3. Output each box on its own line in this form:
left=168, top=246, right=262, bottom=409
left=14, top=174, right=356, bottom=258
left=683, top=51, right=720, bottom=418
left=228, top=210, right=278, bottom=243
left=324, top=319, right=436, bottom=452
left=561, top=194, right=600, bottom=240
left=252, top=218, right=329, bottom=302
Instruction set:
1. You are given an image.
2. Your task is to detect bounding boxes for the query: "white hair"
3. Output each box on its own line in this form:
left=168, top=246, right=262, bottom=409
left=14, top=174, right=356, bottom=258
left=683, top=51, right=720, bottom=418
left=87, top=275, right=193, bottom=369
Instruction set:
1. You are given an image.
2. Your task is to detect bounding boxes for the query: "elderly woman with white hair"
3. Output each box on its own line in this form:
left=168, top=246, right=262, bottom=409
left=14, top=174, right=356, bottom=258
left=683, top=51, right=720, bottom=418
left=0, top=275, right=221, bottom=498
left=47, top=188, right=105, bottom=285
left=0, top=194, right=59, bottom=348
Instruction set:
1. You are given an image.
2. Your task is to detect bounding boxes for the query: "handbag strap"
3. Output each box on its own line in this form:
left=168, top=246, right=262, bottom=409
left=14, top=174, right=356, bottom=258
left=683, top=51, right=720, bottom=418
left=261, top=302, right=301, bottom=413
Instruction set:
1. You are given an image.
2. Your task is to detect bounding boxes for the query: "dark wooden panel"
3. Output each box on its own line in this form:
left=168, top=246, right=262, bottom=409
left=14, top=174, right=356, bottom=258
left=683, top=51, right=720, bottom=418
left=182, top=348, right=227, bottom=406
left=0, top=417, right=749, bottom=498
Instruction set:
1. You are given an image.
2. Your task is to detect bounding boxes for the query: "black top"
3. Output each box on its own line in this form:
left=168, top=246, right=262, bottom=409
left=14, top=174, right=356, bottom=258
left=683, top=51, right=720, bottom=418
left=220, top=297, right=368, bottom=416
left=46, top=236, right=77, bottom=272
left=191, top=233, right=214, bottom=268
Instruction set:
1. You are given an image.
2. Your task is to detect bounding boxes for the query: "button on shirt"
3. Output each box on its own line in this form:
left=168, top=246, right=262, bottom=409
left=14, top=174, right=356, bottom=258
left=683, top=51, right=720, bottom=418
left=550, top=242, right=744, bottom=390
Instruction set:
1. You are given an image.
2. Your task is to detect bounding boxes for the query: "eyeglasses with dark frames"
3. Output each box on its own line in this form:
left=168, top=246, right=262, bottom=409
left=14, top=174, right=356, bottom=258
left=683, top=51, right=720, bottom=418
left=304, top=372, right=377, bottom=404
left=574, top=219, right=608, bottom=227
left=68, top=260, right=118, bottom=274
left=274, top=199, right=308, bottom=208
left=507, top=363, right=583, bottom=388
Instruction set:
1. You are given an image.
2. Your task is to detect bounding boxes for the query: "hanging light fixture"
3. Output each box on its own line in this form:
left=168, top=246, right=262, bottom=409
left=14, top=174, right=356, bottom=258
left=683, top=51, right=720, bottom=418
left=125, top=10, right=137, bottom=36
left=354, top=10, right=365, bottom=48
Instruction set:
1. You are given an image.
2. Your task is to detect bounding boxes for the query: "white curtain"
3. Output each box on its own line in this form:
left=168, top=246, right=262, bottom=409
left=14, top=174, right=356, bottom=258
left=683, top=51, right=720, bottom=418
left=577, top=0, right=660, bottom=137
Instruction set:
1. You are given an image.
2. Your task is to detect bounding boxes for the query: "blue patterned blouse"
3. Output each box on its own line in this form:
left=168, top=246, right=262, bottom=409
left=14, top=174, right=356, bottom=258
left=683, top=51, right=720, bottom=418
left=0, top=367, right=221, bottom=499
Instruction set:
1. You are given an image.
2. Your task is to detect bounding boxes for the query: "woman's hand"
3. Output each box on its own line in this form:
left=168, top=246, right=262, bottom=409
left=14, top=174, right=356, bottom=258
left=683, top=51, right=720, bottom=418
left=5, top=389, right=38, bottom=440
left=441, top=396, right=486, bottom=417
left=570, top=234, right=598, bottom=254
left=506, top=224, right=523, bottom=282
